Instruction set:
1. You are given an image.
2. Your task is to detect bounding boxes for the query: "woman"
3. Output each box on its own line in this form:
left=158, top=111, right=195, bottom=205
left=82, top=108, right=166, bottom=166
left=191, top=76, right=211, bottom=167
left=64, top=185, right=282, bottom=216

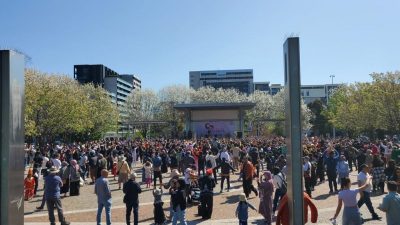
left=69, top=160, right=81, bottom=196
left=258, top=171, right=274, bottom=225
left=117, top=155, right=131, bottom=189
left=336, top=155, right=350, bottom=190
left=59, top=161, right=70, bottom=197
left=170, top=178, right=187, bottom=225
left=331, top=176, right=371, bottom=225
left=389, top=166, right=400, bottom=194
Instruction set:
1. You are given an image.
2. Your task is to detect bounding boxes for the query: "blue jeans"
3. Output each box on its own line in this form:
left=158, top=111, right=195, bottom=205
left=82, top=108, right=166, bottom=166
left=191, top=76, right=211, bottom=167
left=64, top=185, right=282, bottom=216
left=97, top=200, right=112, bottom=225
left=172, top=206, right=187, bottom=225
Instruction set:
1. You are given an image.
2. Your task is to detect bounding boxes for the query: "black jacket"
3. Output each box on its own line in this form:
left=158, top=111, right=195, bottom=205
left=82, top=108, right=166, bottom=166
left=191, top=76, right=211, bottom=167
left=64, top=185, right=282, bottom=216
left=171, top=189, right=186, bottom=211
left=123, top=179, right=142, bottom=206
left=199, top=175, right=215, bottom=193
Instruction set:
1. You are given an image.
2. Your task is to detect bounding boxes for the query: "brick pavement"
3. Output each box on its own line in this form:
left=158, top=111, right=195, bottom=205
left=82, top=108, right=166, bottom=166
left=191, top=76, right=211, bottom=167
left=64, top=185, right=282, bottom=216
left=25, top=167, right=388, bottom=225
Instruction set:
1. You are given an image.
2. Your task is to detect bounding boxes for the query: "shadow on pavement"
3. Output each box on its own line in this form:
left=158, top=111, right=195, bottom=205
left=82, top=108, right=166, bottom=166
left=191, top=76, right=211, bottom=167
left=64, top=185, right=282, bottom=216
left=313, top=193, right=331, bottom=200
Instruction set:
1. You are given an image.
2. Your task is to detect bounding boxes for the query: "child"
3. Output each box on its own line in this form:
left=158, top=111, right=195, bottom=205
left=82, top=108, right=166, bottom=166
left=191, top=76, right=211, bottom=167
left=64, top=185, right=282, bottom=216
left=111, top=159, right=117, bottom=181
left=235, top=193, right=257, bottom=225
left=24, top=168, right=36, bottom=200
left=144, top=161, right=153, bottom=188
left=153, top=188, right=166, bottom=225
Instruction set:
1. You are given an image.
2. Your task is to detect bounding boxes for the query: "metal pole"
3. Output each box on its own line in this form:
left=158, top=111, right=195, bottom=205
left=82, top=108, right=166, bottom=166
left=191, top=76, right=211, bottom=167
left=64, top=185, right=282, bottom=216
left=329, top=75, right=336, bottom=139
left=283, top=37, right=304, bottom=225
left=0, top=50, right=25, bottom=225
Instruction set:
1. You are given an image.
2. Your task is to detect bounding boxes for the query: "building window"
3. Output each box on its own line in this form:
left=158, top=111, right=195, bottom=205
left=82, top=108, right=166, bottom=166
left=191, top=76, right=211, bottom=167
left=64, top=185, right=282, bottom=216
left=306, top=91, right=309, bottom=96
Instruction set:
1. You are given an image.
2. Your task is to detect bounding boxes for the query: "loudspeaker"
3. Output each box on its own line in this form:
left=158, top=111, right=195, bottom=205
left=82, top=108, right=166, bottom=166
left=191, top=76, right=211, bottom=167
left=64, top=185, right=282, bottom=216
left=187, top=130, right=193, bottom=139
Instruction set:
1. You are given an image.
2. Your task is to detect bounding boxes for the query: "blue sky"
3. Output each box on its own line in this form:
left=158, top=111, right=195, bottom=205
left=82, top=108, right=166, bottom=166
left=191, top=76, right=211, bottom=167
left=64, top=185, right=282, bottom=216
left=1, top=1, right=399, bottom=90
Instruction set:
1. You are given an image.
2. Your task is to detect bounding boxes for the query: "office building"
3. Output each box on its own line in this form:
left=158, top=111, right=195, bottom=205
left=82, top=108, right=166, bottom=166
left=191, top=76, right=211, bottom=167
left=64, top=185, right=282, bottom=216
left=254, top=82, right=270, bottom=93
left=269, top=84, right=283, bottom=95
left=301, top=84, right=340, bottom=104
left=189, top=69, right=254, bottom=94
left=74, top=64, right=141, bottom=133
left=120, top=74, right=142, bottom=90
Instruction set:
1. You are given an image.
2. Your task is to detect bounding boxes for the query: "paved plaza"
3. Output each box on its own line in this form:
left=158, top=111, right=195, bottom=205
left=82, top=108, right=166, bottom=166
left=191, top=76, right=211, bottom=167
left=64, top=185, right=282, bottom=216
left=24, top=165, right=388, bottom=225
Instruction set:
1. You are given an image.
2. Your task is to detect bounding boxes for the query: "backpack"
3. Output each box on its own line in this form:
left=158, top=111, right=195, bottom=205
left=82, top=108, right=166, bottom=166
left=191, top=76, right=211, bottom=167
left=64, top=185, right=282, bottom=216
left=206, top=159, right=212, bottom=169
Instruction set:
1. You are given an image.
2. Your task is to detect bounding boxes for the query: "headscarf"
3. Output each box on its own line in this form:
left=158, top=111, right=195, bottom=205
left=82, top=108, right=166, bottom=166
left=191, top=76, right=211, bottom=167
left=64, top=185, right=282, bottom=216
left=70, top=160, right=79, bottom=171
left=264, top=171, right=272, bottom=181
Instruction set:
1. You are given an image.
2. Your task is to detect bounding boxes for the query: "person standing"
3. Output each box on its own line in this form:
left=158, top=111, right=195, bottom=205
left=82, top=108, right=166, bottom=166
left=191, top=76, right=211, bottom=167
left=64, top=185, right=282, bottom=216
left=44, top=167, right=70, bottom=225
left=357, top=164, right=381, bottom=220
left=95, top=169, right=112, bottom=225
left=336, top=155, right=350, bottom=190
left=258, top=171, right=274, bottom=225
left=117, top=156, right=131, bottom=189
left=152, top=152, right=164, bottom=189
left=272, top=167, right=286, bottom=214
left=378, top=181, right=400, bottom=225
left=123, top=173, right=142, bottom=225
left=324, top=149, right=339, bottom=194
left=235, top=193, right=257, bottom=225
left=170, top=178, right=188, bottom=225
left=198, top=168, right=216, bottom=219
left=303, top=156, right=312, bottom=197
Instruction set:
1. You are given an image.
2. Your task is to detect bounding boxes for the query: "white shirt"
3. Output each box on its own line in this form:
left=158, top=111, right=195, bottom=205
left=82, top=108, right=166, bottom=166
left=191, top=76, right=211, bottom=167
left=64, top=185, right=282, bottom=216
left=303, top=161, right=311, bottom=172
left=206, top=154, right=217, bottom=168
left=218, top=150, right=231, bottom=162
left=41, top=156, right=49, bottom=168
left=357, top=171, right=372, bottom=192
left=273, top=173, right=285, bottom=189
left=51, top=158, right=62, bottom=169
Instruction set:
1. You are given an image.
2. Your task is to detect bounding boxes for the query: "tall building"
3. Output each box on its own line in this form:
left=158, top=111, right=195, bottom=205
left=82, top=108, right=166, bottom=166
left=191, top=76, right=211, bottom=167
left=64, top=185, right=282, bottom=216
left=269, top=84, right=283, bottom=95
left=120, top=74, right=142, bottom=91
left=301, top=84, right=340, bottom=104
left=74, top=64, right=142, bottom=133
left=254, top=82, right=270, bottom=93
left=189, top=69, right=254, bottom=94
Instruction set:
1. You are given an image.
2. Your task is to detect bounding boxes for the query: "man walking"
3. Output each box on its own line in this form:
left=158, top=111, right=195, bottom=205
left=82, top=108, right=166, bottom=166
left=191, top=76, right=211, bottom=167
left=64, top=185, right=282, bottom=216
left=123, top=173, right=142, bottom=225
left=357, top=164, right=381, bottom=220
left=44, top=167, right=70, bottom=225
left=95, top=169, right=112, bottom=225
left=324, top=149, right=339, bottom=194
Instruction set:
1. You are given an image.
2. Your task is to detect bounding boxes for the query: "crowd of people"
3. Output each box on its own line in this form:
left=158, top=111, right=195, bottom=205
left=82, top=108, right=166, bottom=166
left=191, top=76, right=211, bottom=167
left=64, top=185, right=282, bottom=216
left=24, top=135, right=400, bottom=225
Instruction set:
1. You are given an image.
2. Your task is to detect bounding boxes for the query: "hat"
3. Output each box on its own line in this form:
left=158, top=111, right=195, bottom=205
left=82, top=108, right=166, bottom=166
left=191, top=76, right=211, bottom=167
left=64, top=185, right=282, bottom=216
left=206, top=168, right=213, bottom=176
left=239, top=193, right=247, bottom=202
left=130, top=172, right=137, bottom=179
left=118, top=155, right=126, bottom=161
left=49, top=166, right=59, bottom=174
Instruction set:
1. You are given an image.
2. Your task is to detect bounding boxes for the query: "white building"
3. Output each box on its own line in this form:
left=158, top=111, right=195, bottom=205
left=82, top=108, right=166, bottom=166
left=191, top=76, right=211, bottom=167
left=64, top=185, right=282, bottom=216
left=189, top=69, right=254, bottom=94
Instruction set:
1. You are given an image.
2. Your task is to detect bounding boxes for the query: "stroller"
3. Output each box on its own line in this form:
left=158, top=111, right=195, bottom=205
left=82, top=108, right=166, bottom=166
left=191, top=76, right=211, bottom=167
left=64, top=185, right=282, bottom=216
left=189, top=172, right=201, bottom=203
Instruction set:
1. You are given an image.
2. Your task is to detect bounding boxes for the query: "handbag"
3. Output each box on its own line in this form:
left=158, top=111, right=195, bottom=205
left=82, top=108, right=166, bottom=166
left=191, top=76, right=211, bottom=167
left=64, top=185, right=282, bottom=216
left=79, top=177, right=84, bottom=187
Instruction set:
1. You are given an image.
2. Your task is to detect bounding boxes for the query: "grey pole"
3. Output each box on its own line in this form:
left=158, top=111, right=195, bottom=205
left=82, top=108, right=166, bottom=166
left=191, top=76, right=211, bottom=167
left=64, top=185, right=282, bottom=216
left=0, top=50, right=25, bottom=225
left=283, top=37, right=304, bottom=225
left=329, top=74, right=336, bottom=139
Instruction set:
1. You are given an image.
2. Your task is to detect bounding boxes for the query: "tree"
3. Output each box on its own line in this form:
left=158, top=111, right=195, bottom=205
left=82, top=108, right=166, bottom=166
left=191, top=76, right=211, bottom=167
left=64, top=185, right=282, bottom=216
left=125, top=89, right=159, bottom=137
left=25, top=69, right=118, bottom=144
left=325, top=71, right=400, bottom=137
left=307, top=99, right=330, bottom=136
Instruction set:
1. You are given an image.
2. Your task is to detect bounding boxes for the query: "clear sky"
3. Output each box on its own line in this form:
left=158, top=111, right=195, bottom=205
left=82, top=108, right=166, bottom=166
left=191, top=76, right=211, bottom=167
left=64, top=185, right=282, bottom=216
left=1, top=1, right=399, bottom=90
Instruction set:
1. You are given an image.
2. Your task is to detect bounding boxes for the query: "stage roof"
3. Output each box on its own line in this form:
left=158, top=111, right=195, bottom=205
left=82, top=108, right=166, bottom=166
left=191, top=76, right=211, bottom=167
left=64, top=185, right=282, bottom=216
left=174, top=102, right=256, bottom=110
